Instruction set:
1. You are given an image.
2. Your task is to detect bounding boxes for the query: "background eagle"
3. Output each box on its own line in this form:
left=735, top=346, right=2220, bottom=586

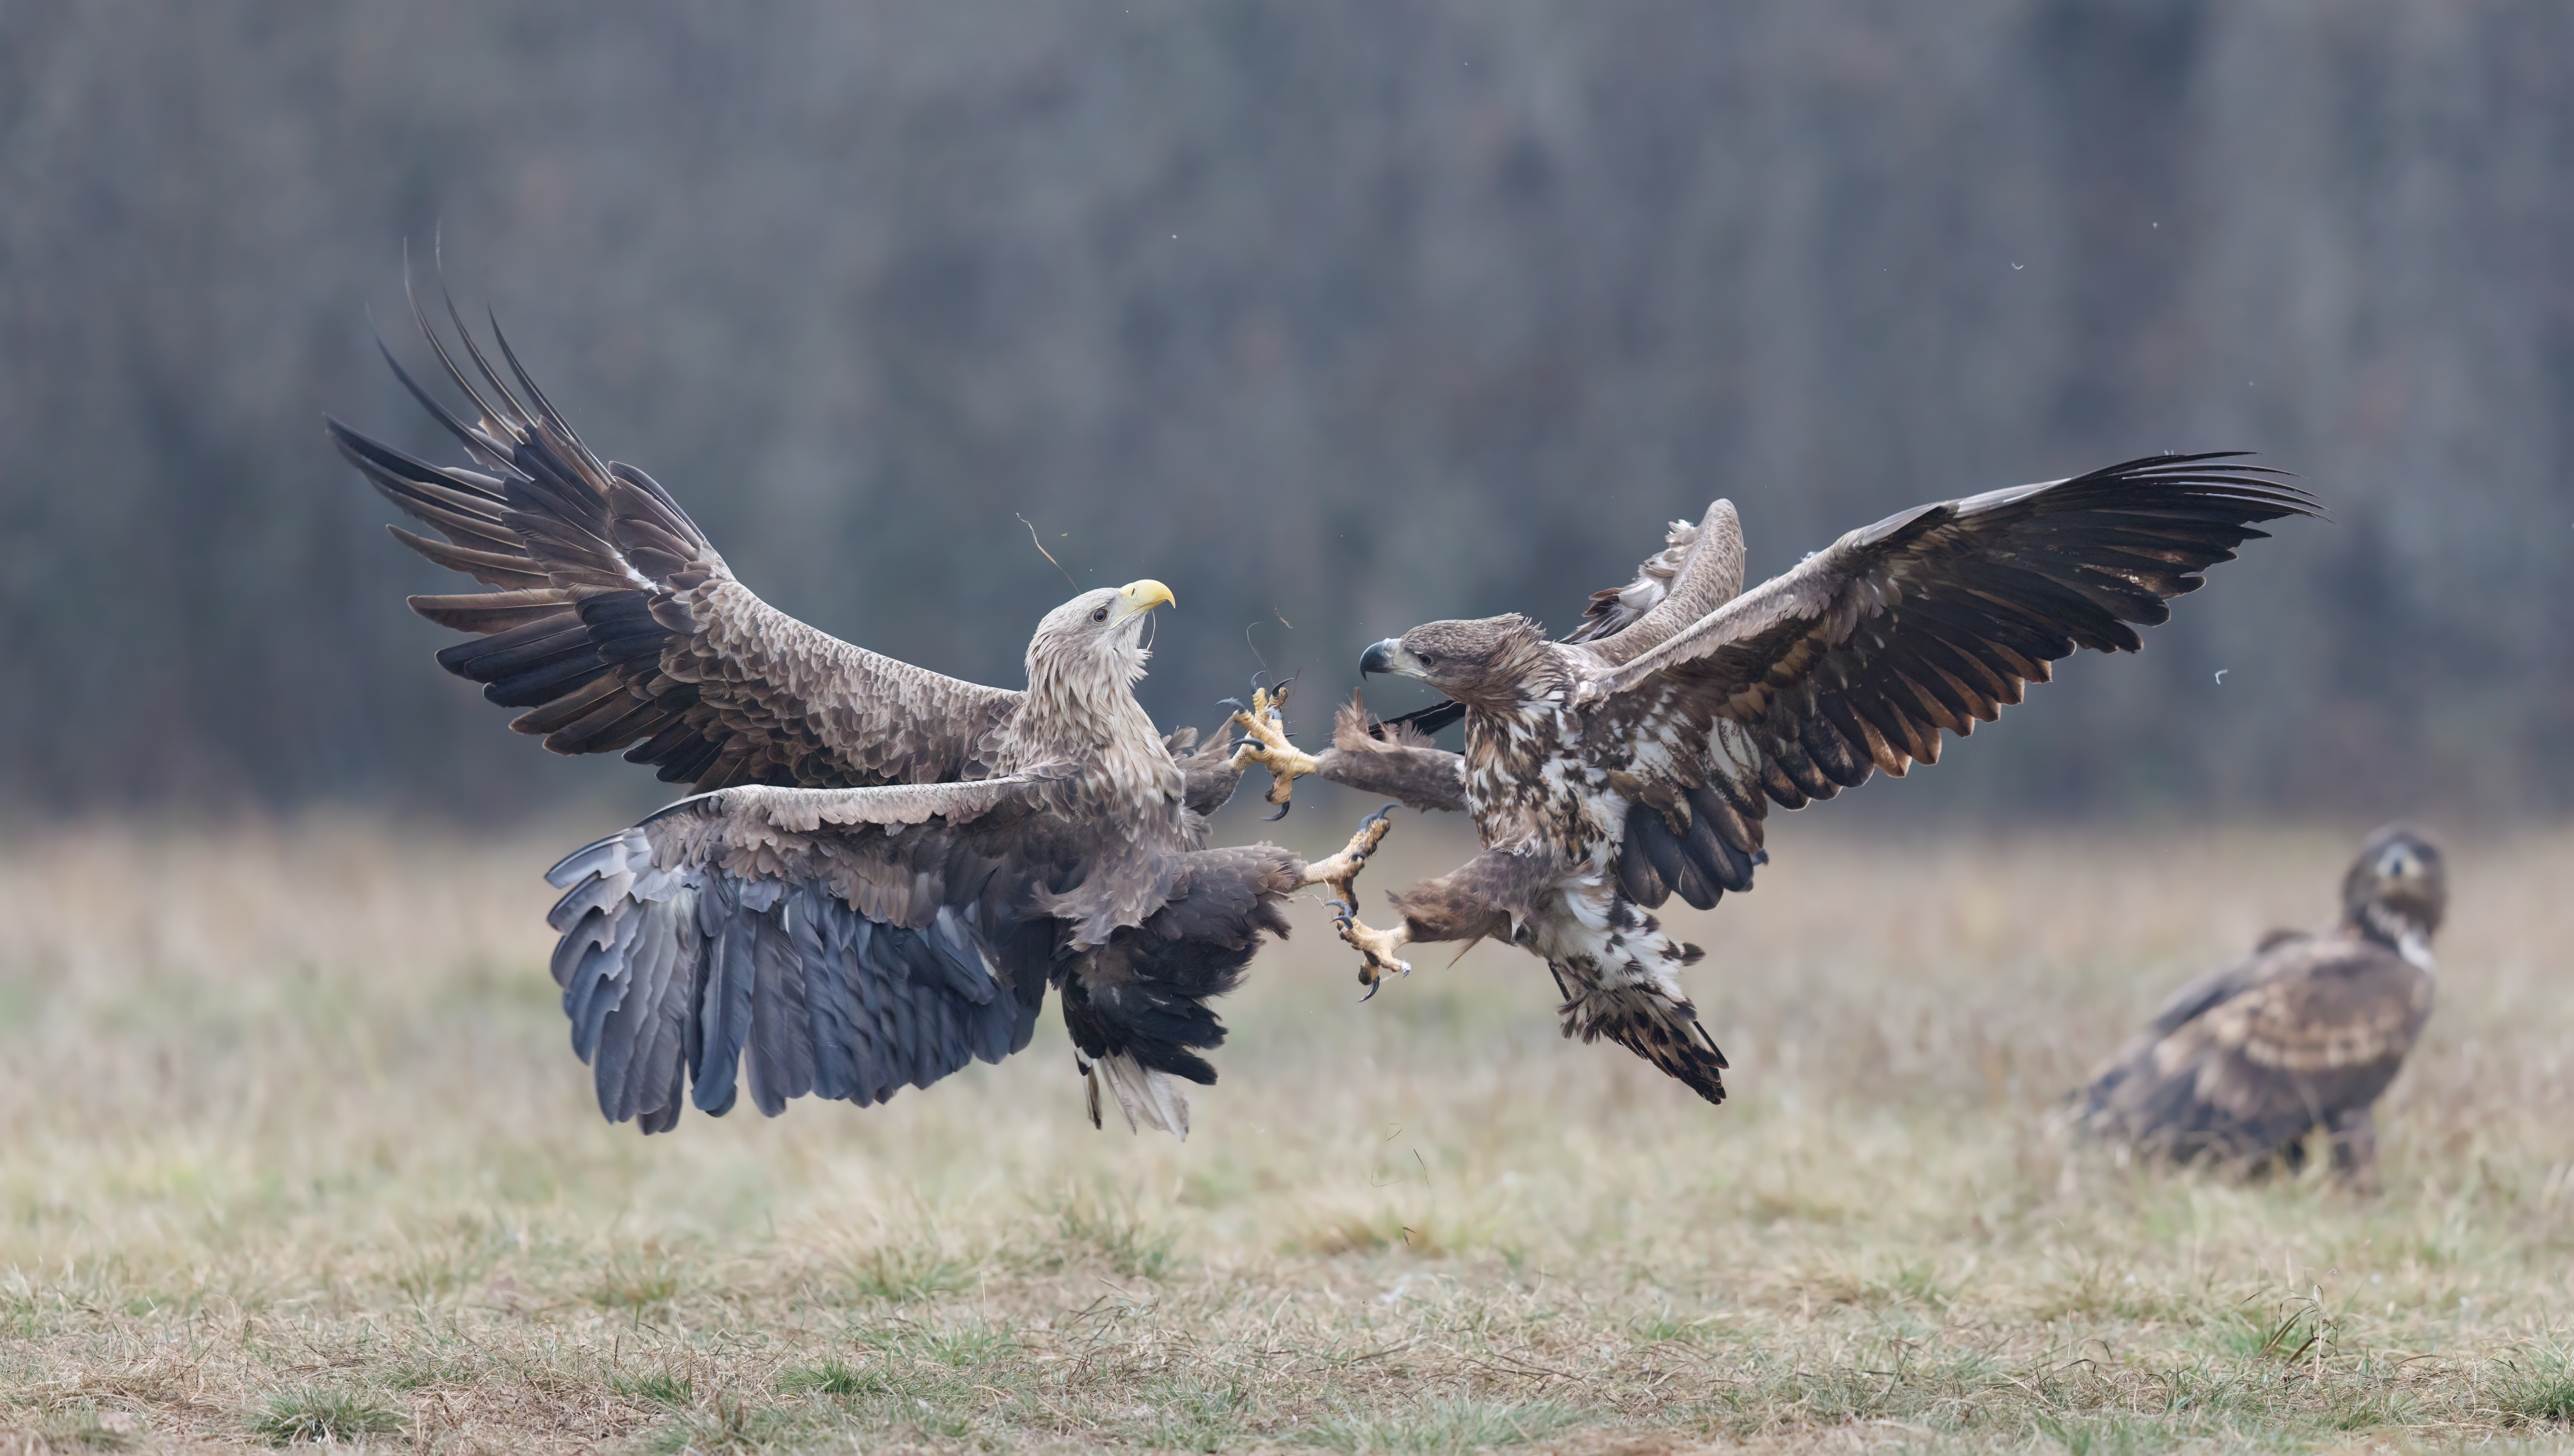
left=1238, top=456, right=2314, bottom=1104
left=2074, top=823, right=2445, bottom=1190
left=331, top=293, right=1392, bottom=1138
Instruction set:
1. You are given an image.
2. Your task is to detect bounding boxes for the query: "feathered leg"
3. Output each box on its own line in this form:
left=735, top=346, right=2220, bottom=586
left=1059, top=846, right=1300, bottom=1138
left=1542, top=887, right=1728, bottom=1106
left=2326, top=1104, right=2382, bottom=1194
left=1344, top=848, right=1558, bottom=1000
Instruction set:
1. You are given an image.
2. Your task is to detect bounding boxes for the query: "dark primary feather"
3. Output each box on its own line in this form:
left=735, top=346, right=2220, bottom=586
left=1585, top=454, right=2313, bottom=911
left=1369, top=699, right=1467, bottom=742
left=334, top=281, right=1023, bottom=794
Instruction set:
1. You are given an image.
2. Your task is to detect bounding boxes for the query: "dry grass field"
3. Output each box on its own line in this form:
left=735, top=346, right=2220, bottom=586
left=1, top=812, right=2571, bottom=1453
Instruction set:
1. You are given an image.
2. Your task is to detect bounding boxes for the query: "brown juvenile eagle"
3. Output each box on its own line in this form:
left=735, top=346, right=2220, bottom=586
left=330, top=292, right=1393, bottom=1138
left=2073, top=823, right=2445, bottom=1190
left=1234, top=455, right=2313, bottom=1104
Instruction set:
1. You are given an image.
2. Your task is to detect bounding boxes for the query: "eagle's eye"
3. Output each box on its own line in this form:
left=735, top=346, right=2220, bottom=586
left=1090, top=606, right=1109, bottom=623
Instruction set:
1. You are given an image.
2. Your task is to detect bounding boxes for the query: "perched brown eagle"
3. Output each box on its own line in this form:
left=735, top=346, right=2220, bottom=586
left=2073, top=824, right=2445, bottom=1189
left=1236, top=456, right=2313, bottom=1104
left=331, top=292, right=1392, bottom=1138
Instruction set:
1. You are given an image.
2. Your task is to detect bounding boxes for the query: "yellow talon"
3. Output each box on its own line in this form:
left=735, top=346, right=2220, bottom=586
left=1229, top=684, right=1321, bottom=812
left=1302, top=806, right=1408, bottom=996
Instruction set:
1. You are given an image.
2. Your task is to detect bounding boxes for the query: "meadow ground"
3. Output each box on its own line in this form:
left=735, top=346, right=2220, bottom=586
left=0, top=811, right=2570, bottom=1453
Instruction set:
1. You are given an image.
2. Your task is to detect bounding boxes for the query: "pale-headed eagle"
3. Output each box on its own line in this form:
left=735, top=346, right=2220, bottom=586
left=2074, top=824, right=2445, bottom=1189
left=1237, top=457, right=2313, bottom=1104
left=330, top=292, right=1396, bottom=1138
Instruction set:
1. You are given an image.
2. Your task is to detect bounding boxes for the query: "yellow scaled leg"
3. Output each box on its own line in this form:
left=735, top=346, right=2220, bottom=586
left=1296, top=804, right=1414, bottom=999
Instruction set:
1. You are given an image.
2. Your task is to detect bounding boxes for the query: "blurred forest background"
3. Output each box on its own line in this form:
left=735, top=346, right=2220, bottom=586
left=1, top=1, right=2567, bottom=825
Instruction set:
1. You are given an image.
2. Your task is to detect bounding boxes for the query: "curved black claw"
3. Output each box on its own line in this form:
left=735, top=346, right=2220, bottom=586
left=1266, top=799, right=1291, bottom=822
left=1324, top=897, right=1355, bottom=925
left=1357, top=972, right=1381, bottom=1004
left=1362, top=802, right=1397, bottom=832
left=1217, top=696, right=1249, bottom=713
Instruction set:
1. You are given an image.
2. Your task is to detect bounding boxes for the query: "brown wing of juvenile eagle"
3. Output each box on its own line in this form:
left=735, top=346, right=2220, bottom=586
left=1573, top=454, right=2315, bottom=912
left=2073, top=937, right=2431, bottom=1176
left=327, top=286, right=1019, bottom=793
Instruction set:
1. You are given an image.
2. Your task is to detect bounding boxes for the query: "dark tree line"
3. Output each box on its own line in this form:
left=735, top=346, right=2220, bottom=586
left=1, top=1, right=2567, bottom=823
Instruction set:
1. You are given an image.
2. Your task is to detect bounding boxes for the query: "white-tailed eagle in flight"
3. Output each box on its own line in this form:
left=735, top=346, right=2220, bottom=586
left=2073, top=823, right=2445, bottom=1189
left=1234, top=457, right=2314, bottom=1104
left=331, top=287, right=1398, bottom=1138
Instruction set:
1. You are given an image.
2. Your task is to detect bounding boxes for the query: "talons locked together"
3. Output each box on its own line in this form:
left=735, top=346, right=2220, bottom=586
left=1301, top=804, right=1412, bottom=1000
left=1225, top=681, right=1318, bottom=821
left=1235, top=687, right=1415, bottom=997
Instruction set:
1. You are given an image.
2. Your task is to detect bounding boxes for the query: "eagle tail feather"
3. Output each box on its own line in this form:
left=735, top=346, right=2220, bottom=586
left=1080, top=1051, right=1191, bottom=1140
left=1555, top=972, right=1729, bottom=1107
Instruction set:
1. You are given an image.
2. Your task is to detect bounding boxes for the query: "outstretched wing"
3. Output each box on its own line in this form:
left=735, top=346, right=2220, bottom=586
left=543, top=770, right=1074, bottom=1133
left=331, top=286, right=1021, bottom=793
left=1574, top=454, right=2313, bottom=910
left=2075, top=936, right=2431, bottom=1161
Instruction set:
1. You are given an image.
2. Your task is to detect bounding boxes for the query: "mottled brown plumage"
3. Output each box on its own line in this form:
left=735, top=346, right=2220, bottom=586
left=1310, top=694, right=1468, bottom=814
left=1274, top=454, right=2313, bottom=1106
left=335, top=286, right=1357, bottom=1138
left=2075, top=825, right=2445, bottom=1189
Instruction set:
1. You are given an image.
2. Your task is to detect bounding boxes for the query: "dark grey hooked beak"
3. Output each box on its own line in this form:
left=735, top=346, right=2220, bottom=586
left=1359, top=638, right=1401, bottom=678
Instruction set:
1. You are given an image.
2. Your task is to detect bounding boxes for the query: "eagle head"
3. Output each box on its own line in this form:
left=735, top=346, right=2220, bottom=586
left=2344, top=822, right=2446, bottom=943
left=1029, top=580, right=1174, bottom=688
left=1359, top=614, right=1553, bottom=712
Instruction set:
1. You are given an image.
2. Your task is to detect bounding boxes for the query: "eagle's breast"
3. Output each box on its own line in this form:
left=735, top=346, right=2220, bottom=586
left=1464, top=693, right=1619, bottom=861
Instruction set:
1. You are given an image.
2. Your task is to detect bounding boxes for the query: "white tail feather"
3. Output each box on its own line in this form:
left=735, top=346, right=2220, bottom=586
left=1080, top=1051, right=1191, bottom=1139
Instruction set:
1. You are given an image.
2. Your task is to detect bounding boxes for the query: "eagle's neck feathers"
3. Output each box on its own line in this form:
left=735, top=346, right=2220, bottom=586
left=2353, top=900, right=2439, bottom=974
left=1005, top=640, right=1181, bottom=835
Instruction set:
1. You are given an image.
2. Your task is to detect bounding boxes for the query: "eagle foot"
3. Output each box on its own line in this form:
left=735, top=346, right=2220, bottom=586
left=1298, top=802, right=1396, bottom=895
left=1227, top=683, right=1317, bottom=820
left=1323, top=895, right=1413, bottom=1002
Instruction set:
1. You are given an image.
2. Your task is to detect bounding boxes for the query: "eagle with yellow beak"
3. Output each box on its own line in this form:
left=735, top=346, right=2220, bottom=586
left=332, top=289, right=1383, bottom=1138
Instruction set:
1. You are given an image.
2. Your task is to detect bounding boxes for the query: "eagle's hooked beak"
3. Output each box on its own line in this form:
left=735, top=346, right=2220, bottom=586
left=1114, top=579, right=1176, bottom=621
left=1359, top=638, right=1420, bottom=679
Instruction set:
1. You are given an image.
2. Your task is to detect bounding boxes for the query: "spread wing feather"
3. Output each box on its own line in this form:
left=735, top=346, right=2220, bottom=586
left=1578, top=454, right=2314, bottom=910
left=333, top=280, right=1023, bottom=793
left=543, top=772, right=1068, bottom=1131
